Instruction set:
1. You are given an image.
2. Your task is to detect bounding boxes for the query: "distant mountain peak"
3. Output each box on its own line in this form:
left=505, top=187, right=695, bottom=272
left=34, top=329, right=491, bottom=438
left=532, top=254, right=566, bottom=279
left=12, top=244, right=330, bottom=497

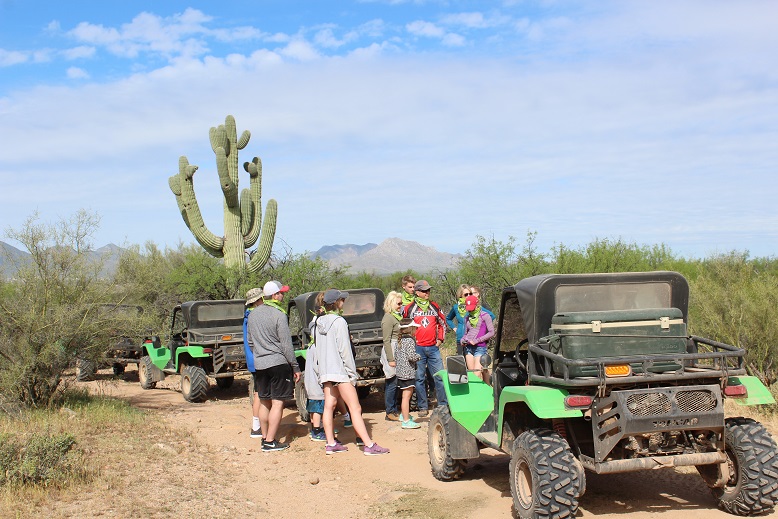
left=311, top=238, right=460, bottom=274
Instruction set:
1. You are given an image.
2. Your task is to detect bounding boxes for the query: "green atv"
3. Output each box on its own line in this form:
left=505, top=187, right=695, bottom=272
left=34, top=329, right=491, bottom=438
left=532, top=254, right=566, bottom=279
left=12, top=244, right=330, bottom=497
left=428, top=271, right=778, bottom=518
left=138, top=299, right=248, bottom=403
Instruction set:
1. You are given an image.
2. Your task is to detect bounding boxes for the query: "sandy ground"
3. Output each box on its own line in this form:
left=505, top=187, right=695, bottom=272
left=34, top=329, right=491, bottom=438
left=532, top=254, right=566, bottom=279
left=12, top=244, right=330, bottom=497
left=73, top=366, right=778, bottom=519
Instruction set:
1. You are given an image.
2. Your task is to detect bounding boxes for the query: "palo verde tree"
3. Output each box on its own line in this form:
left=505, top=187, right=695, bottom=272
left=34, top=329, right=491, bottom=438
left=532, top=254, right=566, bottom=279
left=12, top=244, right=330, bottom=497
left=0, top=211, right=143, bottom=410
left=169, top=115, right=278, bottom=273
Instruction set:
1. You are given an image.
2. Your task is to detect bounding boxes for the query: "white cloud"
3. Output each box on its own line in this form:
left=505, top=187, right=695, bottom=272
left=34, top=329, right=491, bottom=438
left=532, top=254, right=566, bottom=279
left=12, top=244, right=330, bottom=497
left=0, top=49, right=28, bottom=66
left=406, top=20, right=445, bottom=38
left=62, top=46, right=96, bottom=60
left=279, top=39, right=319, bottom=61
left=442, top=33, right=466, bottom=46
left=66, top=67, right=89, bottom=79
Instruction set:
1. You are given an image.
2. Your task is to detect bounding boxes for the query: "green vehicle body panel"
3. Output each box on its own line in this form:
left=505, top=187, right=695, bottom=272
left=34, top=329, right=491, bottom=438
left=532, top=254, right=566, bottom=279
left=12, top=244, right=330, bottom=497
left=145, top=343, right=210, bottom=371
left=439, top=371, right=494, bottom=434
left=729, top=376, right=776, bottom=405
left=498, top=386, right=582, bottom=419
left=295, top=349, right=307, bottom=361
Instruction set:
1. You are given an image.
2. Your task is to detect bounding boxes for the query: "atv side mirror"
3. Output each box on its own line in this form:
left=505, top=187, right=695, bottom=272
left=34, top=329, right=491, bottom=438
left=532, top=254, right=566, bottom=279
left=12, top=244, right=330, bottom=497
left=446, top=355, right=469, bottom=385
left=480, top=353, right=492, bottom=369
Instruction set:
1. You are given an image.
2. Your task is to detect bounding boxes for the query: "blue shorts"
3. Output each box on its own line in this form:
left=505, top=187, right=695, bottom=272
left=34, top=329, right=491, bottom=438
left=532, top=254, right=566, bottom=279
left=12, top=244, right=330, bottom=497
left=463, top=345, right=488, bottom=357
left=307, top=399, right=324, bottom=415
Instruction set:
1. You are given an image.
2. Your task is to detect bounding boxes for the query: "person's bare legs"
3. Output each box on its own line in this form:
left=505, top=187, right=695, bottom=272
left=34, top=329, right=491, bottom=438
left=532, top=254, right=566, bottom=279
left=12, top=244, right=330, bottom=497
left=260, top=398, right=285, bottom=442
left=337, top=383, right=374, bottom=446
left=401, top=387, right=412, bottom=421
left=323, top=382, right=340, bottom=444
left=465, top=353, right=477, bottom=371
left=311, top=412, right=322, bottom=428
left=472, top=355, right=483, bottom=379
left=252, top=393, right=261, bottom=426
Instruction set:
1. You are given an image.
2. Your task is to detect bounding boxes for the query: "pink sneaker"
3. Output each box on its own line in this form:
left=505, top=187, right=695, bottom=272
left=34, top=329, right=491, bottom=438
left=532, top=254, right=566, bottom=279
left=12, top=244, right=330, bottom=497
left=325, top=442, right=348, bottom=455
left=363, top=442, right=390, bottom=456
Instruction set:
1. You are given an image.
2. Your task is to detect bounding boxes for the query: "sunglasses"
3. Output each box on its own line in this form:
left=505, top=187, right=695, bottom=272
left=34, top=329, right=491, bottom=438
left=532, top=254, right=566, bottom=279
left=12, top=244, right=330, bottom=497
left=463, top=292, right=472, bottom=296
left=417, top=289, right=431, bottom=293
left=396, top=301, right=403, bottom=306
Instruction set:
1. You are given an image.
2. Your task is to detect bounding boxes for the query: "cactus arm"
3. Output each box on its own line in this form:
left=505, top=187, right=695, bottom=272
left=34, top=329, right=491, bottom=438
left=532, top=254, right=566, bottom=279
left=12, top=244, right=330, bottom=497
left=239, top=189, right=254, bottom=237
left=169, top=175, right=192, bottom=229
left=237, top=130, right=250, bottom=150
left=242, top=157, right=263, bottom=248
left=247, top=199, right=278, bottom=273
left=215, top=147, right=239, bottom=207
left=172, top=156, right=224, bottom=257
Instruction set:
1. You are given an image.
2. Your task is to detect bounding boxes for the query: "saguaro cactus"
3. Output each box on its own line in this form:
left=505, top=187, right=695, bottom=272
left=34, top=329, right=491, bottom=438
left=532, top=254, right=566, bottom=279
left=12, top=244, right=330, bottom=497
left=169, top=115, right=277, bottom=273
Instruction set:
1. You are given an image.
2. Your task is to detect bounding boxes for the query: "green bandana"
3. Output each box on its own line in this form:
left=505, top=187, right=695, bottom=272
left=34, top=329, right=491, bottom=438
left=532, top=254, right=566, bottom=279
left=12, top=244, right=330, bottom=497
left=414, top=297, right=430, bottom=311
left=468, top=306, right=481, bottom=327
left=456, top=297, right=467, bottom=318
left=402, top=291, right=415, bottom=306
left=265, top=299, right=287, bottom=315
left=391, top=310, right=402, bottom=321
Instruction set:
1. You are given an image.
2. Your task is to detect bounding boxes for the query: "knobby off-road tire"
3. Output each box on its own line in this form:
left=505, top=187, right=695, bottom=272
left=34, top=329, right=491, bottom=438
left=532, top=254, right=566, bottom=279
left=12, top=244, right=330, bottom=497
left=295, top=378, right=310, bottom=423
left=76, top=359, right=97, bottom=382
left=215, top=376, right=234, bottom=390
left=510, top=428, right=583, bottom=519
left=428, top=406, right=467, bottom=481
left=181, top=365, right=208, bottom=403
left=138, top=356, right=156, bottom=390
left=705, top=417, right=778, bottom=516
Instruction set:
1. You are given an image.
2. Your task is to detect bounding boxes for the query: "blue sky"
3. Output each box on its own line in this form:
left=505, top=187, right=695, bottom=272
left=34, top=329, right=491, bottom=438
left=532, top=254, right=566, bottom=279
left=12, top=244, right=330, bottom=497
left=1, top=1, right=777, bottom=259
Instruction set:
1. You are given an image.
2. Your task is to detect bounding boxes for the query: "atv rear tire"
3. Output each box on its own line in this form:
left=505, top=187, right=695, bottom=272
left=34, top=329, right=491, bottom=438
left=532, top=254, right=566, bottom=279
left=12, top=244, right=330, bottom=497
left=181, top=365, right=208, bottom=403
left=510, top=428, right=582, bottom=519
left=76, top=358, right=97, bottom=382
left=138, top=356, right=156, bottom=389
left=428, top=406, right=467, bottom=481
left=295, top=378, right=310, bottom=423
left=704, top=417, right=778, bottom=515
left=215, top=376, right=234, bottom=390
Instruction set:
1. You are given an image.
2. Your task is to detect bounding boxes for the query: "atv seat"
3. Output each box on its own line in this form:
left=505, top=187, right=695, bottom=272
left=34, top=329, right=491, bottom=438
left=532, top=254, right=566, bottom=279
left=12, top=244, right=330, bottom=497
left=493, top=354, right=527, bottom=395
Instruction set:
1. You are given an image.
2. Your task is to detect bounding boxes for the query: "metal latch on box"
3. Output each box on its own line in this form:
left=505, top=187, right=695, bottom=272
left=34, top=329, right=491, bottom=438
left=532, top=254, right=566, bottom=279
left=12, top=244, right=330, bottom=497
left=591, top=320, right=602, bottom=333
left=660, top=316, right=670, bottom=330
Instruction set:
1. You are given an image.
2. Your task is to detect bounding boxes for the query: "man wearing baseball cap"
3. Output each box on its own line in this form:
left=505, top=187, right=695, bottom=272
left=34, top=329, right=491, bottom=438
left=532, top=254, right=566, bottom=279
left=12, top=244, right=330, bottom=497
left=402, top=279, right=448, bottom=416
left=247, top=280, right=299, bottom=452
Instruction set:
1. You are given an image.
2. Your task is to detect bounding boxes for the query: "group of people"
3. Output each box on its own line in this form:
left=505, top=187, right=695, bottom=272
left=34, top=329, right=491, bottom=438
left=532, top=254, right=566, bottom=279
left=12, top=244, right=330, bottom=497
left=243, top=280, right=389, bottom=455
left=242, top=275, right=495, bottom=456
left=382, top=276, right=495, bottom=425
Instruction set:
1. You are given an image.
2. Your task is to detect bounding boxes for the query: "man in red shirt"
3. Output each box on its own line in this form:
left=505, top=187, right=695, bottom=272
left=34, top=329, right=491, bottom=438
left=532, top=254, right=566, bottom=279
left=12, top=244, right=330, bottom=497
left=402, top=280, right=448, bottom=416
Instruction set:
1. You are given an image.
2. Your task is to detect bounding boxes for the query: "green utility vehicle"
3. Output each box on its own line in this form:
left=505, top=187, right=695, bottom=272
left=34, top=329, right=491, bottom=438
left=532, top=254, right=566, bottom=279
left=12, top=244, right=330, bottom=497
left=138, top=299, right=248, bottom=403
left=289, top=288, right=386, bottom=421
left=428, top=271, right=778, bottom=518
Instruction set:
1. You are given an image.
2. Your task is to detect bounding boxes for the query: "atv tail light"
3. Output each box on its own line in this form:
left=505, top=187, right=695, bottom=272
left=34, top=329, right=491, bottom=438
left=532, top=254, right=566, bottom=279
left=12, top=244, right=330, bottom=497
left=724, top=384, right=747, bottom=397
left=202, top=348, right=213, bottom=354
left=221, top=335, right=232, bottom=341
left=565, top=395, right=593, bottom=409
left=605, top=364, right=631, bottom=377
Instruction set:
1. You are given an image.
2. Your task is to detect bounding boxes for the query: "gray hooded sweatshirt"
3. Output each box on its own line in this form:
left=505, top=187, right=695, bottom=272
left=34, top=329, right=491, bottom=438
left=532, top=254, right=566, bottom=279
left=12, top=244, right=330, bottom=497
left=304, top=316, right=325, bottom=401
left=312, top=313, right=357, bottom=385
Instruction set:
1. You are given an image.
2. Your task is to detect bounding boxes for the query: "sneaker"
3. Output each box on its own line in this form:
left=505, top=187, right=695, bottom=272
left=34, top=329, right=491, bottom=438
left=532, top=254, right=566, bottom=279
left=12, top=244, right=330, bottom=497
left=401, top=419, right=421, bottom=429
left=363, top=442, right=390, bottom=456
left=385, top=412, right=400, bottom=421
left=325, top=442, right=348, bottom=455
left=261, top=440, right=289, bottom=452
left=343, top=418, right=353, bottom=428
left=250, top=428, right=263, bottom=439
left=417, top=409, right=429, bottom=417
left=310, top=429, right=327, bottom=442
left=355, top=437, right=365, bottom=447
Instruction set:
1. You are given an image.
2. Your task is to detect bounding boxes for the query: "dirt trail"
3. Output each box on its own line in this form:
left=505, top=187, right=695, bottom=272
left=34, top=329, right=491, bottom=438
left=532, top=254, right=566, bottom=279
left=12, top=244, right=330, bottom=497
left=80, top=367, right=778, bottom=519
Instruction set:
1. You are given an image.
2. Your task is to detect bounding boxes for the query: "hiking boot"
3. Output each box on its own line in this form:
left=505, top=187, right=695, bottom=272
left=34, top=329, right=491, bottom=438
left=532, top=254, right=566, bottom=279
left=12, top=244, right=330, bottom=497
left=385, top=412, right=400, bottom=421
left=401, top=418, right=421, bottom=429
left=250, top=428, right=263, bottom=439
left=417, top=409, right=429, bottom=417
left=310, top=429, right=327, bottom=442
left=261, top=440, right=289, bottom=452
left=363, top=442, right=390, bottom=456
left=343, top=418, right=353, bottom=428
left=325, top=442, right=348, bottom=455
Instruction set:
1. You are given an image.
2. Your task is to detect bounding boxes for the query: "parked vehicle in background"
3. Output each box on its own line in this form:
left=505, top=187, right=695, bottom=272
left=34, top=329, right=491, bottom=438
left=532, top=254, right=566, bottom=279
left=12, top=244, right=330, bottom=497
left=138, top=299, right=248, bottom=403
left=288, top=288, right=385, bottom=421
left=428, top=271, right=778, bottom=518
left=76, top=304, right=145, bottom=381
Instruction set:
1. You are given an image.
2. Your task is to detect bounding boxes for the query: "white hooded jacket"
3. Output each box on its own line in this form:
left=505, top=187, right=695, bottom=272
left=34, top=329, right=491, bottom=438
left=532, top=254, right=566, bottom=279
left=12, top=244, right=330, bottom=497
left=312, top=313, right=357, bottom=385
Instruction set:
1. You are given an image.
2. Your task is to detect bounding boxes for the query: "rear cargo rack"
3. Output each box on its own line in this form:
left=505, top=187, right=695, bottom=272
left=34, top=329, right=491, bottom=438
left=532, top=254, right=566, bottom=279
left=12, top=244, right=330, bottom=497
left=528, top=335, right=746, bottom=388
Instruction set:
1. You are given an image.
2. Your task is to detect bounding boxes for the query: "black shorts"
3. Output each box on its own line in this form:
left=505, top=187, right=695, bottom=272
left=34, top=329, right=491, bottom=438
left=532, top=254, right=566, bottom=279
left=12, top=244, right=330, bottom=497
left=256, top=363, right=294, bottom=400
left=252, top=371, right=262, bottom=394
left=397, top=378, right=415, bottom=390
